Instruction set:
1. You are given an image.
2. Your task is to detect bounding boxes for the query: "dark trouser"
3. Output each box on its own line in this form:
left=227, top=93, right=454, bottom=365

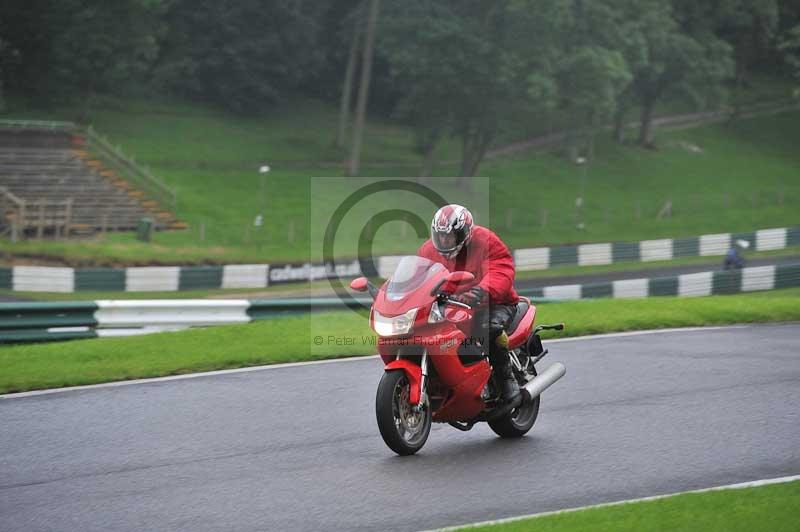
left=473, top=303, right=517, bottom=367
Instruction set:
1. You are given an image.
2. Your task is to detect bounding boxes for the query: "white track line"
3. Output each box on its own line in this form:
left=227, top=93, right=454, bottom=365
left=420, top=475, right=800, bottom=532
left=0, top=324, right=755, bottom=400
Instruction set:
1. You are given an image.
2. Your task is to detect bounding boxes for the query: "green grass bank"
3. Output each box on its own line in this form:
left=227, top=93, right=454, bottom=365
left=2, top=94, right=799, bottom=266
left=457, top=480, right=800, bottom=532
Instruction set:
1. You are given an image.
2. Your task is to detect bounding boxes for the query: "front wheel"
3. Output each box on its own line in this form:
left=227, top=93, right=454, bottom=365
left=376, top=370, right=431, bottom=455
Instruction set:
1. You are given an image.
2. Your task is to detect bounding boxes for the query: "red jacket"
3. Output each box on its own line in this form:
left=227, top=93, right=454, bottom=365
left=417, top=225, right=519, bottom=306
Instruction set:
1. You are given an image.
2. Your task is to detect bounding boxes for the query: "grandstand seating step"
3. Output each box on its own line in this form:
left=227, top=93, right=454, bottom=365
left=1, top=129, right=178, bottom=236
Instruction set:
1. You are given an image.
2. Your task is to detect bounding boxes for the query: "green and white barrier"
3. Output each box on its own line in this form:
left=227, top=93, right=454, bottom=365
left=1, top=263, right=798, bottom=343
left=513, top=226, right=800, bottom=271
left=1, top=226, right=797, bottom=294
left=519, top=263, right=800, bottom=300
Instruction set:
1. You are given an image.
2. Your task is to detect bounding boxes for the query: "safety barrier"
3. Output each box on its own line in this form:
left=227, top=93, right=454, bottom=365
left=0, top=119, right=77, bottom=131
left=1, top=226, right=798, bottom=294
left=1, top=264, right=797, bottom=343
left=0, top=297, right=373, bottom=343
left=512, top=226, right=800, bottom=272
left=518, top=263, right=800, bottom=300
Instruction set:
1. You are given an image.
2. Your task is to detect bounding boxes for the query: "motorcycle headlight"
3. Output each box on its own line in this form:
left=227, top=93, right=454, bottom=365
left=373, top=308, right=418, bottom=336
left=428, top=301, right=445, bottom=323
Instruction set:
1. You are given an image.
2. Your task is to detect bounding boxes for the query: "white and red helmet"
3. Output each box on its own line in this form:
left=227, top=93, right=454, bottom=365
left=431, top=204, right=473, bottom=259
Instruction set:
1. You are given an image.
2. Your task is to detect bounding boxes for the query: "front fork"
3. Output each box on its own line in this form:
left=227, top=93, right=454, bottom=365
left=413, top=351, right=429, bottom=412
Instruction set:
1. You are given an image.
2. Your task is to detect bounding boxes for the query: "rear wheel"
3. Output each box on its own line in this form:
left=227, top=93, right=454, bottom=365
left=376, top=370, right=431, bottom=455
left=488, top=367, right=540, bottom=438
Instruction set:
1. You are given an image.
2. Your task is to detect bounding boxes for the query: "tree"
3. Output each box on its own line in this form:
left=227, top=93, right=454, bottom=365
left=347, top=0, right=380, bottom=176
left=47, top=0, right=165, bottom=118
left=779, top=23, right=800, bottom=93
left=336, top=6, right=363, bottom=149
left=674, top=1, right=778, bottom=81
left=0, top=38, right=8, bottom=112
left=556, top=46, right=631, bottom=155
left=608, top=1, right=733, bottom=146
left=380, top=1, right=468, bottom=176
left=153, top=0, right=325, bottom=113
left=545, top=0, right=633, bottom=154
left=673, top=0, right=779, bottom=113
left=382, top=0, right=557, bottom=178
left=0, top=0, right=57, bottom=103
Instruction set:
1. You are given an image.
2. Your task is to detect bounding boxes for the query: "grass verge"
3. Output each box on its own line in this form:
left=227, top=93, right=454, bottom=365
left=1, top=288, right=798, bottom=394
left=458, top=480, right=800, bottom=532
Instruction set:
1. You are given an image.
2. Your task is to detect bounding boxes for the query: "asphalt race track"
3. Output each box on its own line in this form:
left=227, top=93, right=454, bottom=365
left=1, top=324, right=799, bottom=532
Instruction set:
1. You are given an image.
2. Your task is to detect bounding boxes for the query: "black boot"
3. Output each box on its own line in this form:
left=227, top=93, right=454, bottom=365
left=495, top=359, right=520, bottom=403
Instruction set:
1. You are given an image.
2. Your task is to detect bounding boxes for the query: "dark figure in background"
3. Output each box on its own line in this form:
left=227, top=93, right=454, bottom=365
left=724, top=239, right=749, bottom=270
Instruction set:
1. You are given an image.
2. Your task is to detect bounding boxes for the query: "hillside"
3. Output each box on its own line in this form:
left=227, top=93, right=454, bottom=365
left=1, top=94, right=799, bottom=266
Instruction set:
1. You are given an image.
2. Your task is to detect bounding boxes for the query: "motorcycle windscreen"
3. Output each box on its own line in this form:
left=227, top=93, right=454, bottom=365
left=386, top=256, right=445, bottom=301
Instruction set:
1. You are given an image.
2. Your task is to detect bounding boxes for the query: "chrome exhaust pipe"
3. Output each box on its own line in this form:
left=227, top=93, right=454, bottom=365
left=523, top=362, right=566, bottom=399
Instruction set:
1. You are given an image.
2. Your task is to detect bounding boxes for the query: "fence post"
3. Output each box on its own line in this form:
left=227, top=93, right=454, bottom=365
left=656, top=200, right=672, bottom=220
left=64, top=199, right=73, bottom=238
left=19, top=200, right=26, bottom=240
left=37, top=200, right=45, bottom=239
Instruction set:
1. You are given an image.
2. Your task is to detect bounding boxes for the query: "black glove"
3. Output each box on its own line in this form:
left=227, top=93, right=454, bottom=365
left=453, top=286, right=486, bottom=307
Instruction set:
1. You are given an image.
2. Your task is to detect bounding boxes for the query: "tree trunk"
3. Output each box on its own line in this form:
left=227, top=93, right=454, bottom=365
left=459, top=132, right=472, bottom=178
left=419, top=140, right=438, bottom=179
left=346, top=0, right=380, bottom=177
left=638, top=96, right=656, bottom=148
left=80, top=82, right=95, bottom=124
left=613, top=104, right=626, bottom=143
left=459, top=128, right=491, bottom=179
left=336, top=13, right=362, bottom=149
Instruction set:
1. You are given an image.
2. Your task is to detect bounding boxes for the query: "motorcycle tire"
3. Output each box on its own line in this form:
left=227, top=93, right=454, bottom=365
left=488, top=368, right=540, bottom=438
left=376, top=370, right=431, bottom=456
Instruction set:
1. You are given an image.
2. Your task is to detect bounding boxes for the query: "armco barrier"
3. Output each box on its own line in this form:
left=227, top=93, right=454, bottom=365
left=1, top=226, right=798, bottom=293
left=0, top=297, right=373, bottom=343
left=1, top=264, right=798, bottom=344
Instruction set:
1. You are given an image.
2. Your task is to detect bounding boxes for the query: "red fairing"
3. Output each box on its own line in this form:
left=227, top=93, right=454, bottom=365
left=507, top=298, right=536, bottom=349
left=418, top=225, right=519, bottom=305
left=384, top=359, right=423, bottom=404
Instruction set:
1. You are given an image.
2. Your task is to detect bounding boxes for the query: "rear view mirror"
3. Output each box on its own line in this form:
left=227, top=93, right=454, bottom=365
left=350, top=277, right=369, bottom=292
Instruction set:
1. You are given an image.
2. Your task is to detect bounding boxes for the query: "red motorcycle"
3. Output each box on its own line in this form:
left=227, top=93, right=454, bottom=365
left=350, top=255, right=566, bottom=455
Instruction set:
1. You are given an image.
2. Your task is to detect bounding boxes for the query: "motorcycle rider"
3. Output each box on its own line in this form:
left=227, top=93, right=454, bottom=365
left=417, top=204, right=521, bottom=403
